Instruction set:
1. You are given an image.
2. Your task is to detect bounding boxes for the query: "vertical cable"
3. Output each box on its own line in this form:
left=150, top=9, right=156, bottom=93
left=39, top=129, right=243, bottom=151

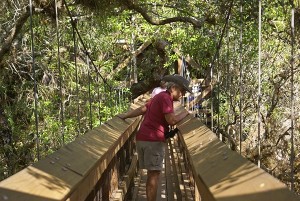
left=257, top=0, right=262, bottom=168
left=97, top=74, right=101, bottom=125
left=208, top=0, right=234, bottom=131
left=118, top=89, right=121, bottom=113
left=29, top=0, right=40, bottom=160
left=226, top=15, right=230, bottom=130
left=131, top=16, right=137, bottom=84
left=290, top=2, right=295, bottom=191
left=239, top=0, right=243, bottom=154
left=180, top=57, right=185, bottom=106
left=114, top=89, right=118, bottom=115
left=104, top=85, right=108, bottom=120
left=72, top=20, right=80, bottom=136
left=210, top=63, right=214, bottom=131
left=55, top=0, right=65, bottom=144
left=217, top=56, right=220, bottom=139
left=86, top=51, right=93, bottom=130
left=109, top=88, right=113, bottom=118
left=121, top=88, right=124, bottom=111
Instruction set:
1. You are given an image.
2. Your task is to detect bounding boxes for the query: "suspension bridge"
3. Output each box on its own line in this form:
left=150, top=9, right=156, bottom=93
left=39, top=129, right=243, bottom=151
left=0, top=0, right=299, bottom=201
left=0, top=94, right=299, bottom=201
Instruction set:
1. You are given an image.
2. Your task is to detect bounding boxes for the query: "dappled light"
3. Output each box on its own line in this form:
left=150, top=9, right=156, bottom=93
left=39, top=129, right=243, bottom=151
left=0, top=0, right=299, bottom=200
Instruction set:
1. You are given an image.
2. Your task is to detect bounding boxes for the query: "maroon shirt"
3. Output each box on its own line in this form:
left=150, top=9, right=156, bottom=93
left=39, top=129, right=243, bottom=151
left=136, top=91, right=174, bottom=142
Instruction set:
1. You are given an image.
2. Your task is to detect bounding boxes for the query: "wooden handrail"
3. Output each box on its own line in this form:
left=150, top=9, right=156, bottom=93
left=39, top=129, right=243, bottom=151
left=0, top=98, right=146, bottom=201
left=1, top=97, right=298, bottom=201
left=176, top=111, right=299, bottom=201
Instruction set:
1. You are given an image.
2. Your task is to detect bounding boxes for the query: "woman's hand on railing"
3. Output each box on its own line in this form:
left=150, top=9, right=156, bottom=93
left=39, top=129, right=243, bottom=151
left=117, top=113, right=127, bottom=120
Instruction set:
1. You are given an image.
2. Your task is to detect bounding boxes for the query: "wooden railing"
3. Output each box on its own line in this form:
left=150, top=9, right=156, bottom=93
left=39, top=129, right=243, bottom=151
left=0, top=97, right=147, bottom=201
left=175, top=105, right=299, bottom=201
left=0, top=97, right=299, bottom=201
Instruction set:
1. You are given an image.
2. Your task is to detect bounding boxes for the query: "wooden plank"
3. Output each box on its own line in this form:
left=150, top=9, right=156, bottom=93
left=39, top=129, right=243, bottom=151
left=136, top=169, right=148, bottom=201
left=119, top=154, right=138, bottom=195
left=67, top=126, right=139, bottom=200
left=165, top=141, right=175, bottom=201
left=131, top=169, right=143, bottom=201
left=174, top=137, right=194, bottom=201
left=105, top=116, right=132, bottom=131
left=178, top=115, right=300, bottom=201
left=46, top=125, right=123, bottom=176
left=0, top=112, right=142, bottom=201
left=169, top=138, right=182, bottom=200
left=0, top=157, right=82, bottom=201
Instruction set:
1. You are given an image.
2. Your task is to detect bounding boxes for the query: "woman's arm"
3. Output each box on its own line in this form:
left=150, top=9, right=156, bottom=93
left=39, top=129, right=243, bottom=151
left=118, top=105, right=147, bottom=119
left=164, top=110, right=189, bottom=126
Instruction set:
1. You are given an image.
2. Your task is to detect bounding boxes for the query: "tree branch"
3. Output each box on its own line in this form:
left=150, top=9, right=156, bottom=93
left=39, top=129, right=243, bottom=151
left=124, top=0, right=205, bottom=28
left=0, top=6, right=30, bottom=64
left=106, top=40, right=152, bottom=80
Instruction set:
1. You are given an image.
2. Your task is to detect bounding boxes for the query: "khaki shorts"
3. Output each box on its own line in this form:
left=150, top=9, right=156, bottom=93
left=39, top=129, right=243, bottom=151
left=136, top=141, right=166, bottom=171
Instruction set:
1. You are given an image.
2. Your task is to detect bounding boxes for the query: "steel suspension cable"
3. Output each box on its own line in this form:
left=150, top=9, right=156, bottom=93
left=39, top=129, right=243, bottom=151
left=209, top=0, right=234, bottom=73
left=86, top=51, right=93, bottom=130
left=118, top=89, right=121, bottom=113
left=217, top=58, right=220, bottom=138
left=226, top=15, right=230, bottom=132
left=290, top=1, right=295, bottom=191
left=29, top=0, right=40, bottom=160
left=209, top=0, right=234, bottom=131
left=257, top=0, right=262, bottom=168
left=55, top=0, right=65, bottom=144
left=131, top=16, right=138, bottom=84
left=239, top=0, right=243, bottom=155
left=121, top=88, right=124, bottom=111
left=114, top=89, right=118, bottom=115
left=97, top=74, right=101, bottom=125
left=210, top=63, right=214, bottom=131
left=109, top=88, right=113, bottom=118
left=62, top=0, right=111, bottom=90
left=72, top=20, right=81, bottom=136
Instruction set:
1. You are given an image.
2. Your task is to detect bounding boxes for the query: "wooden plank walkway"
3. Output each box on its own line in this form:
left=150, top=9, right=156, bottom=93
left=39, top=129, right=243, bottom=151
left=132, top=137, right=195, bottom=201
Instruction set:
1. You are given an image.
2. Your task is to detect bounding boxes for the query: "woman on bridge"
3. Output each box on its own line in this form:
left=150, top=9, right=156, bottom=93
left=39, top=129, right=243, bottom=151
left=118, top=74, right=191, bottom=201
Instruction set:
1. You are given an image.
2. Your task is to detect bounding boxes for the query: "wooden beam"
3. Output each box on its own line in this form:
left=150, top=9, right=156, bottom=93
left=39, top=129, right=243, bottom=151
left=106, top=40, right=152, bottom=80
left=0, top=100, right=143, bottom=201
left=176, top=113, right=300, bottom=201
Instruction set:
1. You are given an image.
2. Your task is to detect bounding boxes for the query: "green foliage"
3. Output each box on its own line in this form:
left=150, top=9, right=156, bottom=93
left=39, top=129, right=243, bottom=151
left=0, top=0, right=299, bottom=194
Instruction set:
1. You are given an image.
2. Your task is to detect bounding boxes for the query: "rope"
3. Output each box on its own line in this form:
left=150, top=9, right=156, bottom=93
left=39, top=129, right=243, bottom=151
left=55, top=0, right=65, bottom=144
left=257, top=0, right=262, bottom=168
left=29, top=0, right=40, bottom=160
left=290, top=2, right=295, bottom=191
left=62, top=0, right=112, bottom=90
